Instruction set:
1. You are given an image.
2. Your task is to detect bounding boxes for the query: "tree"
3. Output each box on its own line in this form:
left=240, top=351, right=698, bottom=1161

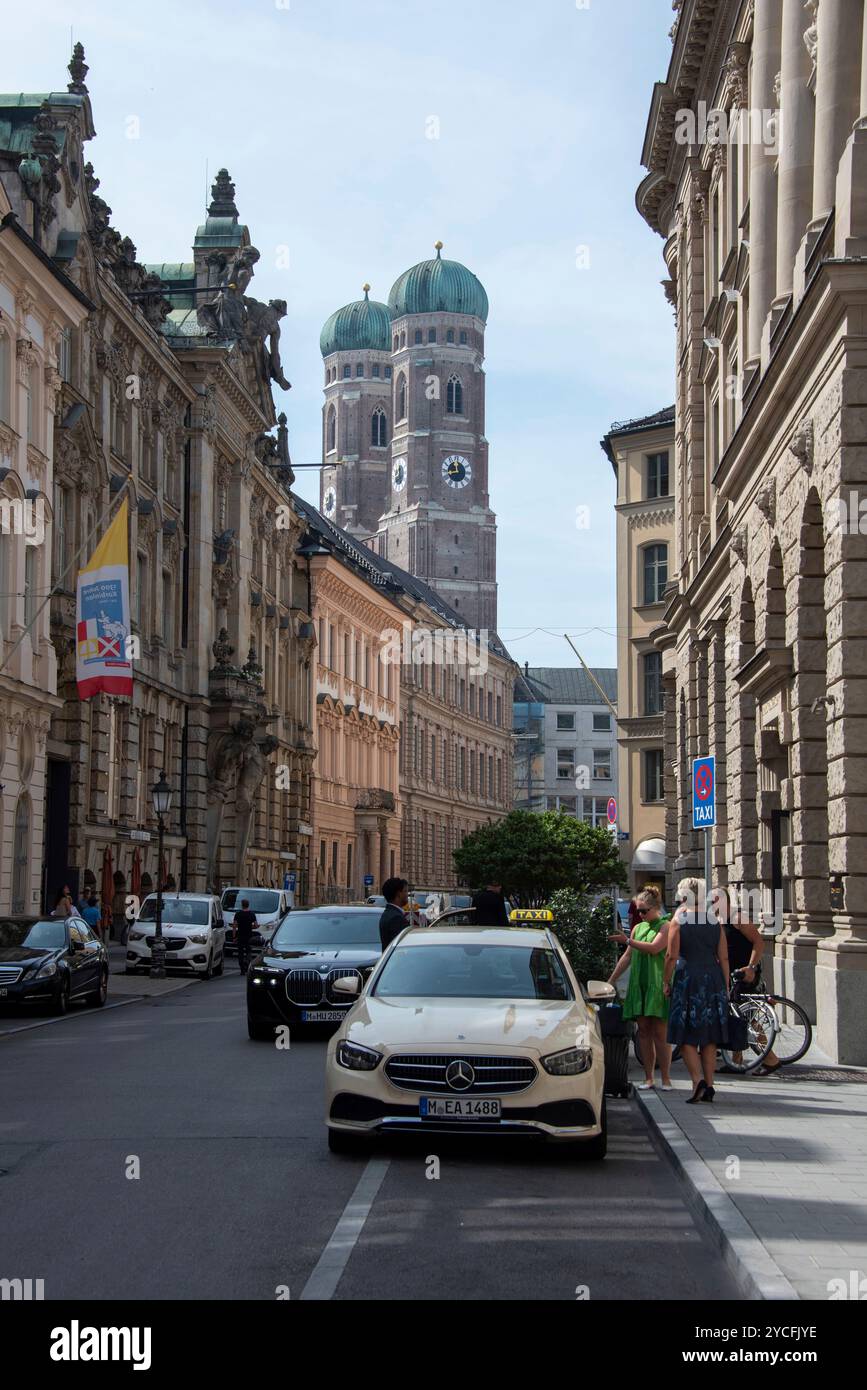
left=547, top=889, right=617, bottom=984
left=452, top=809, right=627, bottom=906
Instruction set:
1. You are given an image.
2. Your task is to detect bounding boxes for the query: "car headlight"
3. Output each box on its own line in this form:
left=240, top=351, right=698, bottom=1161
left=128, top=931, right=145, bottom=942
left=336, top=1040, right=382, bottom=1071
left=187, top=933, right=208, bottom=944
left=541, top=1046, right=593, bottom=1076
left=35, top=960, right=58, bottom=979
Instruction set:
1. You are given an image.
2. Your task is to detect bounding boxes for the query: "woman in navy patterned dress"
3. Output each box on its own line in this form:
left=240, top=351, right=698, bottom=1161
left=663, top=879, right=731, bottom=1103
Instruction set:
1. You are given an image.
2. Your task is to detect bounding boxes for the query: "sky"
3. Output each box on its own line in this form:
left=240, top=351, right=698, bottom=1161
left=1, top=0, right=676, bottom=669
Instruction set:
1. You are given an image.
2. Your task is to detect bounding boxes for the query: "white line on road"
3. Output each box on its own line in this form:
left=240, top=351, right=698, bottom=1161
left=299, top=1157, right=390, bottom=1301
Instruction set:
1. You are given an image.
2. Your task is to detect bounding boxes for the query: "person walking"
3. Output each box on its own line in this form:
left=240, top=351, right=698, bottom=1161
left=82, top=896, right=102, bottom=932
left=379, top=878, right=409, bottom=951
left=608, top=886, right=673, bottom=1090
left=471, top=880, right=509, bottom=927
left=233, top=898, right=258, bottom=974
left=664, top=878, right=730, bottom=1103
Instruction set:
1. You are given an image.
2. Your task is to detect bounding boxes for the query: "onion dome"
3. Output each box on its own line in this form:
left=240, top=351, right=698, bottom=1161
left=320, top=284, right=392, bottom=357
left=388, top=242, right=488, bottom=322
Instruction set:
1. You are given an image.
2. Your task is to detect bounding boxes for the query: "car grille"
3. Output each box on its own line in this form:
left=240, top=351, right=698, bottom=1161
left=324, top=968, right=362, bottom=1005
left=385, top=1054, right=537, bottom=1094
left=0, top=966, right=23, bottom=985
left=144, top=936, right=186, bottom=950
left=286, top=969, right=325, bottom=1006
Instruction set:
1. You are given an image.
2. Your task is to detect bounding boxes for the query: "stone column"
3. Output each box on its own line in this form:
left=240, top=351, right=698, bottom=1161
left=833, top=0, right=867, bottom=256
left=776, top=0, right=815, bottom=298
left=747, top=0, right=782, bottom=364
left=811, top=0, right=863, bottom=221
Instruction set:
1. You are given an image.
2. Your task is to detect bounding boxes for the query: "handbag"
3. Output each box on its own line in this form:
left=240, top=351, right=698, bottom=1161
left=726, top=1001, right=749, bottom=1051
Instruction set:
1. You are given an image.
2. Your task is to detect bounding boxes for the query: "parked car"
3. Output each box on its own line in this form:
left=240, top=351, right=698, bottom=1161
left=0, top=914, right=109, bottom=1013
left=324, top=921, right=612, bottom=1157
left=246, top=905, right=382, bottom=1040
left=220, top=887, right=291, bottom=955
left=125, top=893, right=226, bottom=978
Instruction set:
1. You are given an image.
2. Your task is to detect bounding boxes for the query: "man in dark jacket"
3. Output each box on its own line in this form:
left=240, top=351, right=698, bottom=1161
left=379, top=877, right=409, bottom=951
left=471, top=881, right=509, bottom=926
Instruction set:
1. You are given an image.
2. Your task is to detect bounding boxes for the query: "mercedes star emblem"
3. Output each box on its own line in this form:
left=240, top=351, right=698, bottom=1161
left=445, top=1059, right=475, bottom=1091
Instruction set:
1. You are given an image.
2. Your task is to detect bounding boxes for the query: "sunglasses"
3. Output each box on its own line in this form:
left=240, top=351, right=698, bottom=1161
left=636, top=906, right=649, bottom=915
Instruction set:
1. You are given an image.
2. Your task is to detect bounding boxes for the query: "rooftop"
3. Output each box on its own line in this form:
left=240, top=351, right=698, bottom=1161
left=514, top=666, right=617, bottom=707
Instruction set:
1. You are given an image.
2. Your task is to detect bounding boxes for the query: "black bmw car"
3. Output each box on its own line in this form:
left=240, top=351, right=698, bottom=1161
left=0, top=914, right=109, bottom=1014
left=246, top=905, right=383, bottom=1039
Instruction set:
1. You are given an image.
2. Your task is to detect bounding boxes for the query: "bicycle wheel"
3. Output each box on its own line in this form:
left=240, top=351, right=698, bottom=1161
left=719, top=998, right=778, bottom=1074
left=768, top=995, right=812, bottom=1064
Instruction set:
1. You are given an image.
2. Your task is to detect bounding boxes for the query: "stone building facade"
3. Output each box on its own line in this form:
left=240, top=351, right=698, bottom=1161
left=637, top=0, right=867, bottom=1061
left=0, top=163, right=91, bottom=914
left=320, top=245, right=497, bottom=631
left=601, top=408, right=675, bottom=894
left=0, top=49, right=314, bottom=918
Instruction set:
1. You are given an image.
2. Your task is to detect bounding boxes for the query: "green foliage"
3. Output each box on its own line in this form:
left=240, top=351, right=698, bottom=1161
left=547, top=889, right=617, bottom=984
left=452, top=809, right=627, bottom=906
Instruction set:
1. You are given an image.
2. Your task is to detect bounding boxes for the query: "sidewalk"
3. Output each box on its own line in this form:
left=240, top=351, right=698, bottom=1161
left=106, top=942, right=194, bottom=998
left=634, top=1052, right=867, bottom=1301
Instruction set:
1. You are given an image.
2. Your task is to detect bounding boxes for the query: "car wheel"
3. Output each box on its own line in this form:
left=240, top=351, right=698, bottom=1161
left=327, top=1127, right=370, bottom=1156
left=202, top=952, right=214, bottom=981
left=51, top=978, right=71, bottom=1016
left=578, top=1099, right=607, bottom=1160
left=214, top=952, right=224, bottom=977
left=90, top=970, right=108, bottom=1007
left=247, top=1015, right=275, bottom=1041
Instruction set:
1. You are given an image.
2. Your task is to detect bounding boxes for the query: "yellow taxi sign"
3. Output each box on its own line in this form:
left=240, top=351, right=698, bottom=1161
left=509, top=908, right=554, bottom=924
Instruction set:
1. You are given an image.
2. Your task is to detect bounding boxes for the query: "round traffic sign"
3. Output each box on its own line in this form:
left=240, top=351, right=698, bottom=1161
left=606, top=797, right=617, bottom=825
left=695, top=764, right=713, bottom=801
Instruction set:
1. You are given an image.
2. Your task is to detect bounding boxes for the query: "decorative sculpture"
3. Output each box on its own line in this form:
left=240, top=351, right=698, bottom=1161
left=197, top=246, right=260, bottom=338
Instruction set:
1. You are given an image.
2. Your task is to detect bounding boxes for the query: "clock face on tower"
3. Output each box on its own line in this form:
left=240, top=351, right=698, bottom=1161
left=442, top=454, right=472, bottom=489
left=392, top=457, right=407, bottom=492
left=323, top=486, right=336, bottom=517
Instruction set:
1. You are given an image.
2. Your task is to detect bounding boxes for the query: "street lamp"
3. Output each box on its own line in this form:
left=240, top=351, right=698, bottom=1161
left=150, top=770, right=173, bottom=979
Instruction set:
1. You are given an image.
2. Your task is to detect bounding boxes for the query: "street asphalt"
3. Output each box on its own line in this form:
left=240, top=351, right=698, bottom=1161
left=0, top=972, right=740, bottom=1301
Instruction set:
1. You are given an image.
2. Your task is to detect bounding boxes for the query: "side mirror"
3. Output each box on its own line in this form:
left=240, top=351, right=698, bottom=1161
left=331, top=975, right=361, bottom=996
left=586, top=979, right=616, bottom=1002
left=70, top=939, right=84, bottom=953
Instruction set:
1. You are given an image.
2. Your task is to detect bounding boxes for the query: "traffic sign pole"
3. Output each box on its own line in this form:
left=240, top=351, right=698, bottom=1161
left=692, top=756, right=716, bottom=911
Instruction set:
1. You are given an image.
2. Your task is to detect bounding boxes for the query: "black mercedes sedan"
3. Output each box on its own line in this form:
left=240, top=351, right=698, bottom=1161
left=0, top=914, right=109, bottom=1014
left=246, top=905, right=383, bottom=1039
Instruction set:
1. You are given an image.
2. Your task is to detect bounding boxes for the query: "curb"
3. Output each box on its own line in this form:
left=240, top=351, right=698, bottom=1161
left=635, top=1088, right=800, bottom=1302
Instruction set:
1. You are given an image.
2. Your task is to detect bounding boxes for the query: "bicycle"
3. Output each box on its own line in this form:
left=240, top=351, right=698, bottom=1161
left=724, top=966, right=812, bottom=1068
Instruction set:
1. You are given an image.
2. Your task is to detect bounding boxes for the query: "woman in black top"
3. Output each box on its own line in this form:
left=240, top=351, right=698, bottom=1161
left=710, top=888, right=780, bottom=1074
left=664, top=878, right=730, bottom=1103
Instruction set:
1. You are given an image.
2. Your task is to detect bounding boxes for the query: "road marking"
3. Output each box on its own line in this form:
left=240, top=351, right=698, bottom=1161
left=299, top=1157, right=390, bottom=1301
left=0, top=997, right=140, bottom=1039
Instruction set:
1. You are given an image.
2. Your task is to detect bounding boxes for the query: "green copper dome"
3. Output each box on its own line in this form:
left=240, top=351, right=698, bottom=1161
left=388, top=243, right=488, bottom=323
left=320, top=286, right=392, bottom=357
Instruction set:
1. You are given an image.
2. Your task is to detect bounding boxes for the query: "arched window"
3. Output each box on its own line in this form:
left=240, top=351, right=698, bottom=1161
left=326, top=405, right=336, bottom=452
left=396, top=373, right=407, bottom=421
left=642, top=543, right=668, bottom=605
left=446, top=375, right=463, bottom=415
left=446, top=328, right=455, bottom=344
left=371, top=407, right=388, bottom=448
left=11, top=793, right=30, bottom=913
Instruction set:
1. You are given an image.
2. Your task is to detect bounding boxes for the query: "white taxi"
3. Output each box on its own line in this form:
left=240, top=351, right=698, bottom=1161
left=324, top=913, right=613, bottom=1158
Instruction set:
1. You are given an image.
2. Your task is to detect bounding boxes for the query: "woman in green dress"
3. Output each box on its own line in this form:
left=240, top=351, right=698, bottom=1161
left=608, top=887, right=672, bottom=1090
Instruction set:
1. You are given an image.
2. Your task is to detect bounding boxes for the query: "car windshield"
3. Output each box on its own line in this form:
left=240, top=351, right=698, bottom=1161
left=0, top=919, right=67, bottom=950
left=270, top=911, right=381, bottom=949
left=138, top=899, right=210, bottom=926
left=223, top=890, right=280, bottom=915
left=372, top=943, right=573, bottom=1000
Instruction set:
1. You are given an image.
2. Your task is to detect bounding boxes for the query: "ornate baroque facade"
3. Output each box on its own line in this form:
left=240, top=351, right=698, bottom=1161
left=638, top=0, right=867, bottom=1061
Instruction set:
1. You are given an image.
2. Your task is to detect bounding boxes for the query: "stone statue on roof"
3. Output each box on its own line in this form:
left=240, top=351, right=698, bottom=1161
left=243, top=296, right=291, bottom=392
left=197, top=245, right=261, bottom=338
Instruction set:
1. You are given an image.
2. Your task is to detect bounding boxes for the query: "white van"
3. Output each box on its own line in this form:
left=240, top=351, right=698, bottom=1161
left=220, top=887, right=291, bottom=955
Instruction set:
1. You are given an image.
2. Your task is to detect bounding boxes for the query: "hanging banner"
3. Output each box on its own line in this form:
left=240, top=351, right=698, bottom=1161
left=76, top=498, right=133, bottom=700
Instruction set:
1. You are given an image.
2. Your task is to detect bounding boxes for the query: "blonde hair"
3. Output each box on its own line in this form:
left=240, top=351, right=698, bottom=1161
left=675, top=878, right=706, bottom=911
left=638, top=885, right=662, bottom=908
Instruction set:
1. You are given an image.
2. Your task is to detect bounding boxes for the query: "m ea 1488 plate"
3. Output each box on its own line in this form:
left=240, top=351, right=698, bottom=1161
left=420, top=1097, right=501, bottom=1119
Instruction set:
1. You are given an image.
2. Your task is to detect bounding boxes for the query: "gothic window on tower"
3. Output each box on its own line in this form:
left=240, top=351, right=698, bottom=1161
left=343, top=365, right=350, bottom=379
left=414, top=330, right=423, bottom=345
left=371, top=407, right=388, bottom=448
left=397, top=373, right=407, bottom=421
left=446, top=376, right=463, bottom=415
left=459, top=330, right=468, bottom=345
left=356, top=363, right=363, bottom=376
left=446, top=329, right=454, bottom=344
left=372, top=363, right=380, bottom=377
left=428, top=329, right=436, bottom=343
left=384, top=365, right=392, bottom=380
left=326, top=406, right=336, bottom=453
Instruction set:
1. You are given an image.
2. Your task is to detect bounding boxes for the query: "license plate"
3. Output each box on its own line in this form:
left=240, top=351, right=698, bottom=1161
left=420, top=1097, right=501, bottom=1119
left=301, top=1009, right=345, bottom=1022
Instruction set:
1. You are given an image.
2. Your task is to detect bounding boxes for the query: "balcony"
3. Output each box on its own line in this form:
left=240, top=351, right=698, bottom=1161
left=355, top=788, right=396, bottom=813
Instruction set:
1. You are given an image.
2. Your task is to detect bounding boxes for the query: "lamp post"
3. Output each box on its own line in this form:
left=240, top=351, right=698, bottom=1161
left=150, top=770, right=173, bottom=980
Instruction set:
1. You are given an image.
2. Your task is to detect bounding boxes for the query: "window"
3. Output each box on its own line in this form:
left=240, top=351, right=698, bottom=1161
left=643, top=651, right=663, bottom=715
left=59, top=327, right=72, bottom=383
left=342, top=365, right=350, bottom=379
left=414, top=330, right=423, bottom=345
left=583, top=796, right=610, bottom=827
left=643, top=543, right=668, bottom=605
left=0, top=332, right=10, bottom=421
left=355, top=363, right=363, bottom=377
left=397, top=373, right=407, bottom=421
left=384, top=365, right=392, bottom=379
left=326, top=406, right=336, bottom=452
left=557, top=750, right=575, bottom=780
left=428, top=329, right=436, bottom=343
left=548, top=795, right=577, bottom=814
left=135, top=554, right=147, bottom=629
left=556, top=712, right=575, bottom=731
left=496, top=694, right=502, bottom=727
left=11, top=794, right=30, bottom=914
left=446, top=375, right=463, bottom=414
left=23, top=547, right=37, bottom=631
left=54, top=485, right=69, bottom=580
left=446, top=328, right=455, bottom=344
left=459, top=330, right=468, bottom=345
left=430, top=735, right=436, bottom=778
left=592, top=713, right=611, bottom=732
left=644, top=748, right=664, bottom=802
left=372, top=363, right=380, bottom=377
left=371, top=406, right=388, bottom=447
left=593, top=749, right=611, bottom=780
left=163, top=571, right=174, bottom=647
left=646, top=451, right=670, bottom=498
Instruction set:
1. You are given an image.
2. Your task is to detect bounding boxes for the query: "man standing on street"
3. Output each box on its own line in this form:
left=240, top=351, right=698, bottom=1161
left=472, top=880, right=509, bottom=926
left=233, top=898, right=258, bottom=974
left=379, top=878, right=409, bottom=951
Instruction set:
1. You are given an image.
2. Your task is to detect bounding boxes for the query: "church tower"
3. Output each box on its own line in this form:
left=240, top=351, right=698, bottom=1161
left=319, top=286, right=393, bottom=539
left=375, top=244, right=497, bottom=630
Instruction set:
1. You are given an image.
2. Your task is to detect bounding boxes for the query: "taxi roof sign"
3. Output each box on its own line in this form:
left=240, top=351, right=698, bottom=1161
left=509, top=908, right=554, bottom=923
